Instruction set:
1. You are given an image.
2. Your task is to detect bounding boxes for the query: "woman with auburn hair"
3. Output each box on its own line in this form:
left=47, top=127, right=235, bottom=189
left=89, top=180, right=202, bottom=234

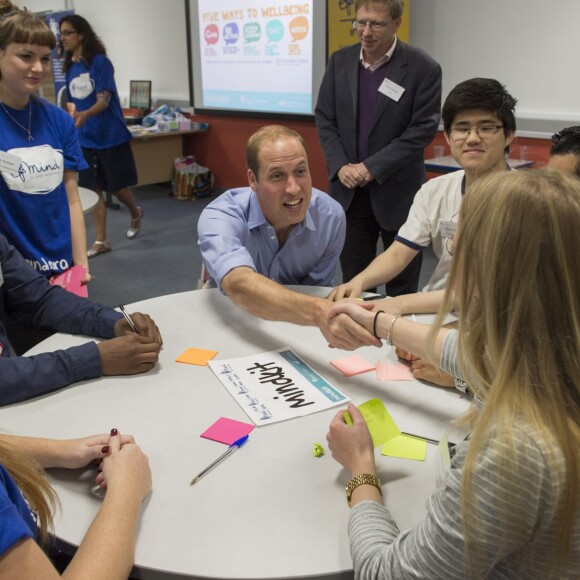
left=0, top=429, right=151, bottom=578
left=326, top=169, right=580, bottom=578
left=59, top=14, right=143, bottom=258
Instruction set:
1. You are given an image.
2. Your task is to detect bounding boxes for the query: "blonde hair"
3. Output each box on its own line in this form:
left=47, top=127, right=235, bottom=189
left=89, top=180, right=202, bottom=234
left=0, top=1, right=56, bottom=52
left=433, top=169, right=580, bottom=574
left=0, top=439, right=57, bottom=546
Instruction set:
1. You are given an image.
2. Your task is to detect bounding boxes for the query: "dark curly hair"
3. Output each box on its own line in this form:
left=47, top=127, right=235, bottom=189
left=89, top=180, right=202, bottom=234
left=59, top=14, right=107, bottom=72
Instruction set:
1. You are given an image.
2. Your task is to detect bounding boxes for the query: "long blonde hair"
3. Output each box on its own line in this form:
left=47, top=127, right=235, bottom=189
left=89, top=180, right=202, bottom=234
left=434, top=169, right=580, bottom=572
left=0, top=439, right=57, bottom=546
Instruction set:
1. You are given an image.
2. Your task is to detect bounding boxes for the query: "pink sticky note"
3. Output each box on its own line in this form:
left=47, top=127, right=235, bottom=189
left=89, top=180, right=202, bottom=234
left=376, top=361, right=414, bottom=381
left=330, top=355, right=375, bottom=377
left=200, top=417, right=255, bottom=445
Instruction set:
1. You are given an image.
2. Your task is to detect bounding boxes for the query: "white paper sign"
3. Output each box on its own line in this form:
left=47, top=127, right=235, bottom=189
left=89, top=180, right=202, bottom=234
left=208, top=347, right=350, bottom=425
left=378, top=78, right=405, bottom=102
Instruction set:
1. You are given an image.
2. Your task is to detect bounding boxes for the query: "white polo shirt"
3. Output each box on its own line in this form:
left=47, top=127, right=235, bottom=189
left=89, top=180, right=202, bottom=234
left=395, top=170, right=464, bottom=291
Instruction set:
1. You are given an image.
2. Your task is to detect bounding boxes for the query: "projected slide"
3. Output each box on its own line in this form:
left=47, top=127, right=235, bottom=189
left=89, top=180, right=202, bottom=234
left=197, top=1, right=313, bottom=114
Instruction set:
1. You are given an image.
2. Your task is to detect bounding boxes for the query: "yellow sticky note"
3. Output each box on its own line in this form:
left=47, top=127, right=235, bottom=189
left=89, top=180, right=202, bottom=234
left=176, top=347, right=218, bottom=366
left=358, top=399, right=400, bottom=448
left=381, top=434, right=427, bottom=461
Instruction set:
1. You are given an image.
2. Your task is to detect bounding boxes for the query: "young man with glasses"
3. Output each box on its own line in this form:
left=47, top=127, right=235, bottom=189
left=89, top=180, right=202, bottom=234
left=329, top=77, right=517, bottom=300
left=315, top=0, right=442, bottom=298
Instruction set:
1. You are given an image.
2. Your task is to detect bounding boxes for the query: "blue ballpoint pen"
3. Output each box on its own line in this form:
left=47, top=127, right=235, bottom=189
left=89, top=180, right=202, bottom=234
left=190, top=435, right=249, bottom=485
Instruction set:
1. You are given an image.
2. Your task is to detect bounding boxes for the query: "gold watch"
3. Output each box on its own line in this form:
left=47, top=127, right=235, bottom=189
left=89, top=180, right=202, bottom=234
left=345, top=473, right=382, bottom=506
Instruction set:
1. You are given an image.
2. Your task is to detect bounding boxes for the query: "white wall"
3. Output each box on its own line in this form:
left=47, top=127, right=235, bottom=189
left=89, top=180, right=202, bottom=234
left=27, top=0, right=580, bottom=134
left=26, top=0, right=190, bottom=106
left=410, top=0, right=580, bottom=135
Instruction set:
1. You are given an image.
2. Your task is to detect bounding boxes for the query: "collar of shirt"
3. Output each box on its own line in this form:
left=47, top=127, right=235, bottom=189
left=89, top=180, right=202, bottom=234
left=247, top=191, right=316, bottom=236
left=360, top=35, right=398, bottom=71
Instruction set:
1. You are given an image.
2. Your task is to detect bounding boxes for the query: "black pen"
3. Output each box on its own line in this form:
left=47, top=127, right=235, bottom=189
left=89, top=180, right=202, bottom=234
left=401, top=431, right=439, bottom=446
left=362, top=294, right=387, bottom=301
left=119, top=305, right=139, bottom=334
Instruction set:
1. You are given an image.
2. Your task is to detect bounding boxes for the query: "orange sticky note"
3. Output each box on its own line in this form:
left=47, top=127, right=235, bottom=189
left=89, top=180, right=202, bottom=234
left=330, top=355, right=375, bottom=377
left=176, top=347, right=218, bottom=366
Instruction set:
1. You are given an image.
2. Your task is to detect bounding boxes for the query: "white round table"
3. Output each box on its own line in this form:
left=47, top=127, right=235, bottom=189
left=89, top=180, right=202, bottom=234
left=78, top=186, right=99, bottom=214
left=0, top=288, right=470, bottom=579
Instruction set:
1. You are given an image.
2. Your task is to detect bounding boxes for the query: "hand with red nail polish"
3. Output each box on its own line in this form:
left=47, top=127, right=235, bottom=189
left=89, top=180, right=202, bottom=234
left=95, top=429, right=152, bottom=500
left=24, top=433, right=137, bottom=470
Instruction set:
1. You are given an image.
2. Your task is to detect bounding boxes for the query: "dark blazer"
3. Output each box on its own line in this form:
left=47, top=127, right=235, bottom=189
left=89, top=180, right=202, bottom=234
left=315, top=40, right=442, bottom=231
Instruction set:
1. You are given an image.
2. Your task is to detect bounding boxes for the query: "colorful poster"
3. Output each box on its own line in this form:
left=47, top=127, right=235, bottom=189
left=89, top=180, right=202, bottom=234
left=208, top=347, right=349, bottom=425
left=197, top=1, right=313, bottom=114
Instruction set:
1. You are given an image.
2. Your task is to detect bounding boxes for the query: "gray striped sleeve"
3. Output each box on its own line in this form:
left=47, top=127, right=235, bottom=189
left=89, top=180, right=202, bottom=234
left=439, top=329, right=461, bottom=379
left=347, top=427, right=579, bottom=579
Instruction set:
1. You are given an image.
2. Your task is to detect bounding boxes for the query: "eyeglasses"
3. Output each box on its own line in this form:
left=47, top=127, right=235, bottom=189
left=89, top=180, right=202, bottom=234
left=60, top=30, right=78, bottom=37
left=352, top=19, right=394, bottom=31
left=449, top=125, right=504, bottom=141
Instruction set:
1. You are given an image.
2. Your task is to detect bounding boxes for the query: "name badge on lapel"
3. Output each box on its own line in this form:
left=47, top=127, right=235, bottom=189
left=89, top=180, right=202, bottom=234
left=378, top=78, right=405, bottom=102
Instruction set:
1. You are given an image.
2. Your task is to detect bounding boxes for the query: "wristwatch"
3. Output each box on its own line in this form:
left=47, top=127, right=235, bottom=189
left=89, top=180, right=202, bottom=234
left=345, top=473, right=382, bottom=506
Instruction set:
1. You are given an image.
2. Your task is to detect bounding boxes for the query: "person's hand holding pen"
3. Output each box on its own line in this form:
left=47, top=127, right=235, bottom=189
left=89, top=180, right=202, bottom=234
left=115, top=308, right=163, bottom=345
left=97, top=308, right=163, bottom=376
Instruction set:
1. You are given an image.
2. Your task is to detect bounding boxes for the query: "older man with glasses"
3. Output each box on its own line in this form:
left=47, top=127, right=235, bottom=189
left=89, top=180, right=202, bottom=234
left=316, top=0, right=442, bottom=299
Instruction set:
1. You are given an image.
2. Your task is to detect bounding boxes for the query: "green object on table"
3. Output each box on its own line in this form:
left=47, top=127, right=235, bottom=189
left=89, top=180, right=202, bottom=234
left=313, top=443, right=325, bottom=457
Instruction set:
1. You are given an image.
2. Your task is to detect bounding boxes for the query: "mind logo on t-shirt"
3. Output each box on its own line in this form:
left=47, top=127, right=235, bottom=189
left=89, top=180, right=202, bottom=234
left=69, top=74, right=95, bottom=100
left=1, top=145, right=64, bottom=195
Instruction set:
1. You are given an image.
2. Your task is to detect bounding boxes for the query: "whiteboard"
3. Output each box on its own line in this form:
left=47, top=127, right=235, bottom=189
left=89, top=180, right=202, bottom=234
left=187, top=0, right=327, bottom=117
left=409, top=0, right=580, bottom=136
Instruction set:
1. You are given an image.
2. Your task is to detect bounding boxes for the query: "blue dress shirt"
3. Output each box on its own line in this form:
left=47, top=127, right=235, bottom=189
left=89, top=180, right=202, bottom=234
left=197, top=187, right=345, bottom=289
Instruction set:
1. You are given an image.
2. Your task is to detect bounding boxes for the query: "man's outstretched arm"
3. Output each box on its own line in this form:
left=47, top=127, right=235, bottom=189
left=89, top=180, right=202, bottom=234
left=221, top=267, right=381, bottom=351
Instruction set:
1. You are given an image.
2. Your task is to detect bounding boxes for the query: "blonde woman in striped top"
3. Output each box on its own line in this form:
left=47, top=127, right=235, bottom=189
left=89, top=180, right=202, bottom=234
left=326, top=169, right=580, bottom=578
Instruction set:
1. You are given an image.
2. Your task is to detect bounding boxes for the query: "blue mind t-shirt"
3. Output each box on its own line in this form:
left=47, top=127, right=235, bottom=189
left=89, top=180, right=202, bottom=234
left=0, top=464, right=37, bottom=557
left=66, top=54, right=131, bottom=150
left=0, top=97, right=87, bottom=277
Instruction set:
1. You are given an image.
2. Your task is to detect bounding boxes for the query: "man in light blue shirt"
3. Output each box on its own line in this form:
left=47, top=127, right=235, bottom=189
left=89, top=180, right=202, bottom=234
left=198, top=125, right=380, bottom=350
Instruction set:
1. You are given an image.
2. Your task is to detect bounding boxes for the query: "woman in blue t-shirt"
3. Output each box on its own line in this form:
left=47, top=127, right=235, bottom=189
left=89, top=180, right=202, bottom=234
left=0, top=2, right=90, bottom=280
left=60, top=15, right=143, bottom=258
left=0, top=429, right=151, bottom=577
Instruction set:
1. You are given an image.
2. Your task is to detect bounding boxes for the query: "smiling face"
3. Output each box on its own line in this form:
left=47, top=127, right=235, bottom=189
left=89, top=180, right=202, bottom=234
left=356, top=3, right=401, bottom=65
left=0, top=43, right=51, bottom=106
left=445, top=109, right=515, bottom=176
left=247, top=135, right=312, bottom=242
